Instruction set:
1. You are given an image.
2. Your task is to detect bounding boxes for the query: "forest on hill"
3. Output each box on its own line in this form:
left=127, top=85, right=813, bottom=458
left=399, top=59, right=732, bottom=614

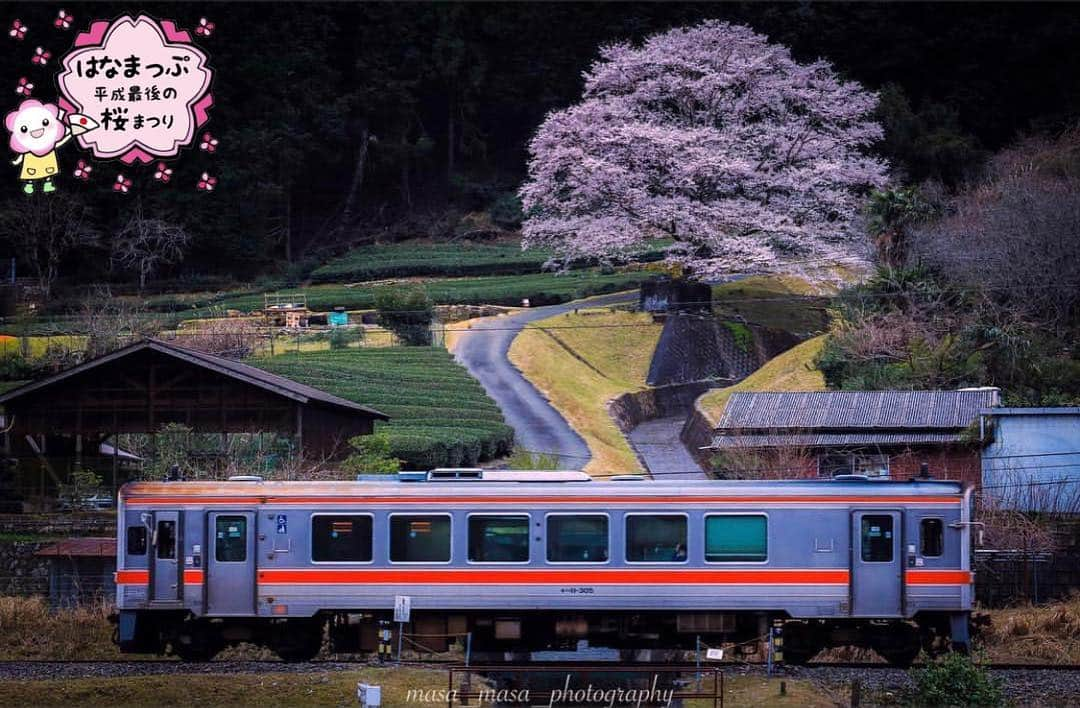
left=1, top=2, right=1079, bottom=288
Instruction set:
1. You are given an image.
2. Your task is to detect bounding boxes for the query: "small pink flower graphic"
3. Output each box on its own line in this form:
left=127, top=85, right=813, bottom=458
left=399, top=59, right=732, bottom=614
left=73, top=159, right=92, bottom=181
left=194, top=18, right=214, bottom=37
left=113, top=174, right=132, bottom=193
left=54, top=10, right=73, bottom=30
left=9, top=19, right=27, bottom=41
left=30, top=47, right=50, bottom=66
left=153, top=162, right=173, bottom=183
left=199, top=132, right=218, bottom=153
left=197, top=172, right=217, bottom=191
left=15, top=77, right=33, bottom=96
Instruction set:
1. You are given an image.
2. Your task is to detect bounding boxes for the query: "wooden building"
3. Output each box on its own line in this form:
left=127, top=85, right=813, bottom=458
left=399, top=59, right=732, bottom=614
left=0, top=339, right=388, bottom=463
left=707, top=389, right=998, bottom=486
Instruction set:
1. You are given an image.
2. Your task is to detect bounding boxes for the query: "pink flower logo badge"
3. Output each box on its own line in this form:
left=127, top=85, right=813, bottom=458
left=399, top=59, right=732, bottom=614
left=194, top=18, right=214, bottom=37
left=196, top=172, right=216, bottom=191
left=15, top=77, right=33, bottom=96
left=57, top=15, right=214, bottom=164
left=54, top=10, right=73, bottom=30
left=73, top=159, right=92, bottom=180
left=153, top=162, right=173, bottom=183
left=9, top=20, right=27, bottom=41
left=113, top=174, right=132, bottom=193
left=199, top=132, right=218, bottom=153
left=31, top=47, right=50, bottom=65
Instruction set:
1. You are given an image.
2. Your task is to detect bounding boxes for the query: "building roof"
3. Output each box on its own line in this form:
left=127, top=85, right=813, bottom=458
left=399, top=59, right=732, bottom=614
left=0, top=338, right=389, bottom=420
left=35, top=537, right=115, bottom=557
left=710, top=389, right=996, bottom=449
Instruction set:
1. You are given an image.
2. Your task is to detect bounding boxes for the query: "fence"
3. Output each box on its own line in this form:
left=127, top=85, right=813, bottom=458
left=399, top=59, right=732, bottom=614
left=975, top=549, right=1080, bottom=606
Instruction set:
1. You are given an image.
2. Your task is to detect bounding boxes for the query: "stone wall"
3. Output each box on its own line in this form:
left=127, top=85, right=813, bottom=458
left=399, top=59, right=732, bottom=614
left=0, top=541, right=50, bottom=595
left=608, top=381, right=720, bottom=435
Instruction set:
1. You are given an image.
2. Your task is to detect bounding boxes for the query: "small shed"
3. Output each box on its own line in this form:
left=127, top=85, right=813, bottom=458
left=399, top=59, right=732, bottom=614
left=35, top=537, right=115, bottom=607
left=328, top=308, right=349, bottom=327
left=0, top=338, right=388, bottom=461
left=708, top=389, right=998, bottom=485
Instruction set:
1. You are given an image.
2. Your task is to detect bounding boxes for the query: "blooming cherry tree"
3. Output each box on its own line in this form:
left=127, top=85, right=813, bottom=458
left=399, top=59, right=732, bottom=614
left=520, top=22, right=888, bottom=278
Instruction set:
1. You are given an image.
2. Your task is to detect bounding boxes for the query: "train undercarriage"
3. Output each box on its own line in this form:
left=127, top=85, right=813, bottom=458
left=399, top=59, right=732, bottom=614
left=117, top=609, right=966, bottom=667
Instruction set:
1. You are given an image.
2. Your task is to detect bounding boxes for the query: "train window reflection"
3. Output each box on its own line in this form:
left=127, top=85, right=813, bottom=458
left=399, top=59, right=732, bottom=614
left=215, top=516, right=247, bottom=563
left=468, top=515, right=529, bottom=562
left=547, top=515, right=608, bottom=563
left=127, top=526, right=147, bottom=556
left=312, top=515, right=373, bottom=562
left=705, top=515, right=767, bottom=563
left=156, top=520, right=176, bottom=560
left=390, top=515, right=451, bottom=562
left=861, top=515, right=894, bottom=562
left=920, top=518, right=944, bottom=557
left=626, top=515, right=687, bottom=563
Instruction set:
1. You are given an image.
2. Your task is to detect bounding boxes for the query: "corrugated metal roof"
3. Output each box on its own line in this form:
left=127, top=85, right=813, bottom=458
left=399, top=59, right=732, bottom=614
left=0, top=339, right=389, bottom=420
left=709, top=432, right=967, bottom=449
left=35, top=538, right=115, bottom=557
left=715, top=390, right=996, bottom=432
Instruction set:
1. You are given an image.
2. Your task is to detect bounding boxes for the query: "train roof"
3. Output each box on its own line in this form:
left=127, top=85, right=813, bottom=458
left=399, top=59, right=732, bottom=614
left=120, top=471, right=966, bottom=502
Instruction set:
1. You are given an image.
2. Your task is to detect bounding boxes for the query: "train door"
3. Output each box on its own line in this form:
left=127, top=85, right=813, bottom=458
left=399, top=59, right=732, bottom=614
left=850, top=510, right=903, bottom=617
left=206, top=511, right=256, bottom=616
left=150, top=511, right=182, bottom=604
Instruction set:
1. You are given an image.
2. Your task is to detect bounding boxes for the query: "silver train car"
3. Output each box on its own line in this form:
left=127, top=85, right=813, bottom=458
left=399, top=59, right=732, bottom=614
left=114, top=470, right=974, bottom=665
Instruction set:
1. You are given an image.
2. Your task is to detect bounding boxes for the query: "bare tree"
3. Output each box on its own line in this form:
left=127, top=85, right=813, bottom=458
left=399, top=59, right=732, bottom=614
left=111, top=200, right=191, bottom=291
left=0, top=195, right=97, bottom=297
left=171, top=316, right=263, bottom=359
left=77, top=286, right=162, bottom=359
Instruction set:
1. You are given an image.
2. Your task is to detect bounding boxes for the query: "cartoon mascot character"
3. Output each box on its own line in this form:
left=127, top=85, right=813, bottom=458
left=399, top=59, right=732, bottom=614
left=5, top=99, right=97, bottom=195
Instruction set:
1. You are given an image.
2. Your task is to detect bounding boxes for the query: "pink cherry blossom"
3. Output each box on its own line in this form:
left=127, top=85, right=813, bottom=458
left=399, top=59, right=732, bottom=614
left=197, top=172, right=217, bottom=191
left=153, top=162, right=173, bottom=183
left=113, top=174, right=132, bottom=193
left=15, top=77, right=32, bottom=96
left=199, top=132, right=218, bottom=153
left=195, top=18, right=214, bottom=37
left=9, top=20, right=27, bottom=41
left=54, top=10, right=73, bottom=30
left=520, top=21, right=889, bottom=279
left=73, top=159, right=92, bottom=180
left=30, top=46, right=50, bottom=65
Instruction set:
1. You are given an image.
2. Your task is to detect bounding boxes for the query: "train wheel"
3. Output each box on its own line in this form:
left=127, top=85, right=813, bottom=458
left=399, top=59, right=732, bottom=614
left=171, top=630, right=220, bottom=662
left=874, top=623, right=921, bottom=668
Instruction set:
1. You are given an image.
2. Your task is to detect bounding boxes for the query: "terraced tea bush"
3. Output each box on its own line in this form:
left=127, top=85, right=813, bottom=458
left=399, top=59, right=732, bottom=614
left=255, top=347, right=513, bottom=469
left=310, top=241, right=551, bottom=282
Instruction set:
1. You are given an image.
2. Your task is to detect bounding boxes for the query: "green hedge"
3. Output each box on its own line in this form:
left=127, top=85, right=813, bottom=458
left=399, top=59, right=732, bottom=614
left=310, top=242, right=552, bottom=283
left=254, top=347, right=513, bottom=470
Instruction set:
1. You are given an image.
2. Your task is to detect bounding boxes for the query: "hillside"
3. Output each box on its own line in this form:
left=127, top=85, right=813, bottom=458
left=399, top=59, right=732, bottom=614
left=254, top=347, right=513, bottom=470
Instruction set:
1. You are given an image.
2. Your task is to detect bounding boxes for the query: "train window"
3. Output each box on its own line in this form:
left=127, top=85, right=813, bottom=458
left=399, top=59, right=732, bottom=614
left=156, top=520, right=176, bottom=560
left=547, top=515, right=608, bottom=563
left=390, top=515, right=451, bottom=563
left=626, top=515, right=687, bottom=563
left=312, top=515, right=373, bottom=562
left=861, top=515, right=894, bottom=562
left=127, top=526, right=147, bottom=556
left=215, top=516, right=247, bottom=562
left=704, top=515, right=767, bottom=562
left=921, top=518, right=944, bottom=557
left=468, top=515, right=529, bottom=563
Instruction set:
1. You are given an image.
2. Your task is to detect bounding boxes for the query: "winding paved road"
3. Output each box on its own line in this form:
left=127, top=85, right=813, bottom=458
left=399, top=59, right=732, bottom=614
left=452, top=292, right=636, bottom=469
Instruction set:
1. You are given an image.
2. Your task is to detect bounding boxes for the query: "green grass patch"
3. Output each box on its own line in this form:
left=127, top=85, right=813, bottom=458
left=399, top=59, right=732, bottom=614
left=310, top=240, right=552, bottom=282
left=254, top=347, right=513, bottom=469
left=712, top=275, right=833, bottom=335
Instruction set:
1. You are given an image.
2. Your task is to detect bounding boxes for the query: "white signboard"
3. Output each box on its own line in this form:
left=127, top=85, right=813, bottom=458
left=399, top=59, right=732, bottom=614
left=705, top=648, right=725, bottom=661
left=393, top=595, right=411, bottom=623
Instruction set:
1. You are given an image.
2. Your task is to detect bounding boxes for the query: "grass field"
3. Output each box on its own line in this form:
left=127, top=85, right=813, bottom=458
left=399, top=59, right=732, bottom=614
left=509, top=309, right=663, bottom=476
left=254, top=347, right=513, bottom=470
left=310, top=240, right=552, bottom=282
left=0, top=668, right=837, bottom=708
left=696, top=335, right=827, bottom=426
left=712, top=275, right=834, bottom=335
left=138, top=269, right=654, bottom=318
